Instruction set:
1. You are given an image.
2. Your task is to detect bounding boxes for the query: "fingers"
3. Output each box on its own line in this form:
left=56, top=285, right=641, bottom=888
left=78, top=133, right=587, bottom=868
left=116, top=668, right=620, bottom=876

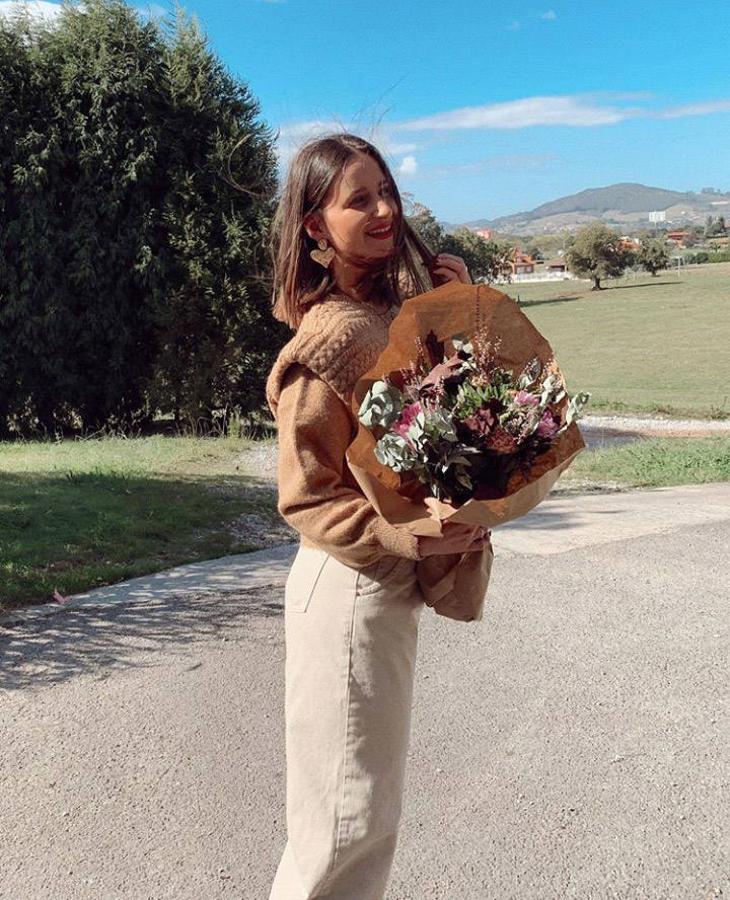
left=433, top=254, right=472, bottom=284
left=418, top=525, right=491, bottom=557
left=465, top=535, right=492, bottom=553
left=440, top=523, right=492, bottom=554
left=431, top=268, right=458, bottom=284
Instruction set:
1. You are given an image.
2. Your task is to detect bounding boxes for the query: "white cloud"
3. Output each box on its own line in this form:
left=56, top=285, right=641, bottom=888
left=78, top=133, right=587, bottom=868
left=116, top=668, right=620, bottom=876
left=272, top=118, right=422, bottom=171
left=387, top=142, right=419, bottom=155
left=540, top=9, right=557, bottom=20
left=0, top=0, right=64, bottom=23
left=0, top=0, right=173, bottom=25
left=390, top=92, right=730, bottom=134
left=272, top=118, right=351, bottom=166
left=655, top=99, right=730, bottom=119
left=136, top=3, right=168, bottom=19
left=506, top=19, right=520, bottom=30
left=271, top=90, right=730, bottom=179
left=397, top=155, right=418, bottom=176
left=394, top=94, right=640, bottom=132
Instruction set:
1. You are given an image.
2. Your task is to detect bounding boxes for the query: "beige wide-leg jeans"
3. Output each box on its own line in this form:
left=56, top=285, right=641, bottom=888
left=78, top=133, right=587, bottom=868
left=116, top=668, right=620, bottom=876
left=269, top=543, right=424, bottom=900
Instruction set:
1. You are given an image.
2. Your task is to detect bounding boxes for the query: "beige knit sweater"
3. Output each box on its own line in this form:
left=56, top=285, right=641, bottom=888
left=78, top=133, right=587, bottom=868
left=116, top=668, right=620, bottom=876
left=266, top=292, right=422, bottom=569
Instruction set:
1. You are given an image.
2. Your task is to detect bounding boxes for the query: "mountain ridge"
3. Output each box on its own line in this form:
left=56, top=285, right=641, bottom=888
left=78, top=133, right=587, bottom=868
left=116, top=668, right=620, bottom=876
left=449, top=183, right=730, bottom=236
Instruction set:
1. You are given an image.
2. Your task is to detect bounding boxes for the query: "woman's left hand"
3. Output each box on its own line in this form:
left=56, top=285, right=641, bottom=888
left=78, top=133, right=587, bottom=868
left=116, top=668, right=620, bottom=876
left=431, top=253, right=472, bottom=285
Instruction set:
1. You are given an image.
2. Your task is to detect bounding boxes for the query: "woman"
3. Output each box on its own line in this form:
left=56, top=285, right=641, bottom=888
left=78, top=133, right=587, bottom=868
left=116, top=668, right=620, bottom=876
left=265, top=132, right=491, bottom=900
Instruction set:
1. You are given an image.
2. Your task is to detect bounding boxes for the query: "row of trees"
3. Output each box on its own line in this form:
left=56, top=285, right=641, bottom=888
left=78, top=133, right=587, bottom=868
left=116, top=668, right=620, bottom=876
left=407, top=207, right=672, bottom=291
left=1, top=0, right=283, bottom=437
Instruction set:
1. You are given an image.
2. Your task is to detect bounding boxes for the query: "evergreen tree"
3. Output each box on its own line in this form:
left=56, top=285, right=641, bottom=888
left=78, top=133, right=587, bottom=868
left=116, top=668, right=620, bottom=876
left=0, top=0, right=281, bottom=435
left=149, top=10, right=282, bottom=431
left=0, top=19, right=38, bottom=433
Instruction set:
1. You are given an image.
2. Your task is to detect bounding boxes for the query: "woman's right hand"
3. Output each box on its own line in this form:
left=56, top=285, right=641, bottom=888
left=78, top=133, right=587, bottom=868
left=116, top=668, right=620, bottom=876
left=417, top=522, right=491, bottom=558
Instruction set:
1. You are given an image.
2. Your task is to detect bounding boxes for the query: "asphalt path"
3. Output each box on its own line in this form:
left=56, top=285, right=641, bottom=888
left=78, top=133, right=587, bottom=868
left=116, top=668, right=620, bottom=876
left=2, top=483, right=728, bottom=899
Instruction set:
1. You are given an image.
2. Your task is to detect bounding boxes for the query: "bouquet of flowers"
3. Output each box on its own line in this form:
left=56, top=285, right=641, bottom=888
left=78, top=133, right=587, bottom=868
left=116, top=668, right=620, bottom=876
left=359, top=330, right=590, bottom=506
left=346, top=282, right=589, bottom=623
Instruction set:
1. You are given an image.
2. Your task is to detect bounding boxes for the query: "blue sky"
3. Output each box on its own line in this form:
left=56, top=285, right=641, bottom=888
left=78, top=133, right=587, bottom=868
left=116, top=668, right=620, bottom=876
left=4, top=0, right=730, bottom=221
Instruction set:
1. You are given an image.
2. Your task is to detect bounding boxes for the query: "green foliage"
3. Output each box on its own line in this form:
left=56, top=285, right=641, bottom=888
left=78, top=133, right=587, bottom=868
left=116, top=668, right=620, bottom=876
left=0, top=0, right=283, bottom=437
left=405, top=201, right=445, bottom=251
left=405, top=202, right=512, bottom=283
left=685, top=250, right=730, bottom=265
left=454, top=372, right=511, bottom=418
left=358, top=381, right=403, bottom=429
left=440, top=227, right=513, bottom=284
left=564, top=223, right=630, bottom=290
left=524, top=240, right=544, bottom=262
left=705, top=215, right=727, bottom=237
left=686, top=251, right=710, bottom=264
left=637, top=238, right=670, bottom=276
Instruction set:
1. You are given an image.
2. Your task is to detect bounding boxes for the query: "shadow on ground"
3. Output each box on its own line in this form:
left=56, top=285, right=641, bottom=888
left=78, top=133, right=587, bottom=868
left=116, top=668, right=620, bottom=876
left=499, top=498, right=627, bottom=534
left=515, top=294, right=582, bottom=308
left=0, top=586, right=283, bottom=693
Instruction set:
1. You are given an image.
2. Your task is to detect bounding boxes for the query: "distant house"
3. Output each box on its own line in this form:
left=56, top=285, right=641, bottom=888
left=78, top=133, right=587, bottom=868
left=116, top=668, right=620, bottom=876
left=510, top=248, right=535, bottom=275
left=475, top=228, right=492, bottom=240
left=545, top=257, right=567, bottom=272
left=619, top=236, right=641, bottom=252
left=666, top=230, right=691, bottom=247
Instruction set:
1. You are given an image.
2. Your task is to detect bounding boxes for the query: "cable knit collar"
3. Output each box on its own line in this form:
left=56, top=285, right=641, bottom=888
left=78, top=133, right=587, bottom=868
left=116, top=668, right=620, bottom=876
left=266, top=292, right=401, bottom=418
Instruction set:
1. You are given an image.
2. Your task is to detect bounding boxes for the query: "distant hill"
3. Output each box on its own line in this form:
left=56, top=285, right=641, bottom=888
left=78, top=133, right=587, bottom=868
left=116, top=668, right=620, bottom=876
left=453, top=183, right=730, bottom=236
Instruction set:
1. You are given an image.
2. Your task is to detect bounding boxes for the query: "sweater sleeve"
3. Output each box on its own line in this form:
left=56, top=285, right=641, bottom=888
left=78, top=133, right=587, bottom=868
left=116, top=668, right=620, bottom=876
left=275, top=363, right=422, bottom=568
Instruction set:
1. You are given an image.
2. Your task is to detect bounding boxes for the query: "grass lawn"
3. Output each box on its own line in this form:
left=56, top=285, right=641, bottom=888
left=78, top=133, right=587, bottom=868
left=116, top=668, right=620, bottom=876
left=2, top=430, right=729, bottom=612
left=0, top=435, right=279, bottom=612
left=501, top=263, right=730, bottom=419
left=560, top=435, right=730, bottom=488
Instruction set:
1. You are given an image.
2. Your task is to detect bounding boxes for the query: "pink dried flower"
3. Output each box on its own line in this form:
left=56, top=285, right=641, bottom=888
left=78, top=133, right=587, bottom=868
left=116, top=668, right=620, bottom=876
left=515, top=389, right=539, bottom=407
left=392, top=402, right=423, bottom=441
left=537, top=409, right=560, bottom=439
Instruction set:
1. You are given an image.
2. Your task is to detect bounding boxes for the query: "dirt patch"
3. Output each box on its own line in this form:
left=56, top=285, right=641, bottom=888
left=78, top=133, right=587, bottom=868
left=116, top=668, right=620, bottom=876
left=225, top=512, right=296, bottom=549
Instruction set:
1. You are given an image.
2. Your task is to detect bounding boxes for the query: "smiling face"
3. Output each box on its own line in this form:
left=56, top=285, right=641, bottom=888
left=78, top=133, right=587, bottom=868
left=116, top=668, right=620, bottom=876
left=304, top=151, right=400, bottom=265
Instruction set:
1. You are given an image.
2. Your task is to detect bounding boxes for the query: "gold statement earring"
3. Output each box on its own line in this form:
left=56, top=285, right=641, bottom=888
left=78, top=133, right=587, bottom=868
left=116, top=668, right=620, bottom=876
left=310, top=237, right=335, bottom=269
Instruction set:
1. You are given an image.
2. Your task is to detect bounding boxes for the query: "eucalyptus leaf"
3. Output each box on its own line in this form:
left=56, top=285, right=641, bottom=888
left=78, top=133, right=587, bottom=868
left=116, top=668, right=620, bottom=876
left=358, top=381, right=403, bottom=428
left=374, top=432, right=419, bottom=472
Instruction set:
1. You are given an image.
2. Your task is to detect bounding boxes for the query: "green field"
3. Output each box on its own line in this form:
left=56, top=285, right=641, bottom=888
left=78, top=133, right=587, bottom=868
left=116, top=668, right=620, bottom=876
left=501, top=263, right=730, bottom=418
left=0, top=436, right=278, bottom=612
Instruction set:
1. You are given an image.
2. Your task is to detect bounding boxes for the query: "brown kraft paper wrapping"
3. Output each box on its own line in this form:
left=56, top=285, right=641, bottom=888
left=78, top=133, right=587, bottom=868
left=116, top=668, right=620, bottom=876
left=346, top=281, right=586, bottom=623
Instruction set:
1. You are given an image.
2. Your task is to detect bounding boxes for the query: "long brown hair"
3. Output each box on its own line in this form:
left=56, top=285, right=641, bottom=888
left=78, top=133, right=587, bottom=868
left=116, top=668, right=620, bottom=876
left=269, top=132, right=437, bottom=330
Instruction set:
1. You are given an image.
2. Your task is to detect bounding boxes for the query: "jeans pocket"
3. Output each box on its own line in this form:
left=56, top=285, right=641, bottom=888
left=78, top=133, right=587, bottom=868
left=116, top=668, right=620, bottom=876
left=285, top=546, right=330, bottom=613
left=356, top=555, right=412, bottom=598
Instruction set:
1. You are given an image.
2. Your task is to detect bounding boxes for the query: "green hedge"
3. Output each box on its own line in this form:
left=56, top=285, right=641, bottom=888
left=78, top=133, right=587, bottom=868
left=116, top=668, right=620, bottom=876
left=0, top=0, right=285, bottom=436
